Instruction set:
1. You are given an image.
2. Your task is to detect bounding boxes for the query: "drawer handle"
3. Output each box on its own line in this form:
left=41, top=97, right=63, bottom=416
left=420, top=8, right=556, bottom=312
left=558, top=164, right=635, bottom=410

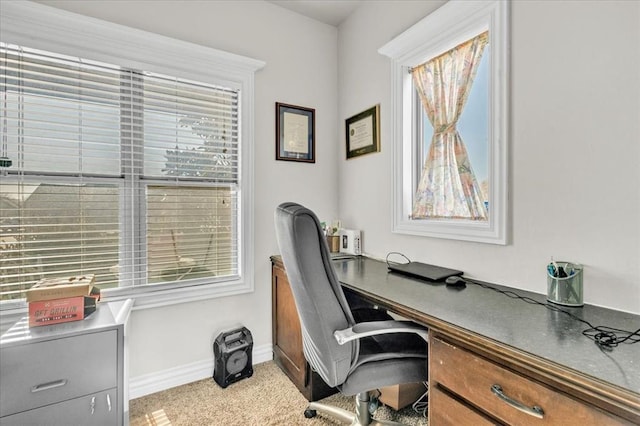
left=491, top=384, right=544, bottom=419
left=31, top=379, right=68, bottom=393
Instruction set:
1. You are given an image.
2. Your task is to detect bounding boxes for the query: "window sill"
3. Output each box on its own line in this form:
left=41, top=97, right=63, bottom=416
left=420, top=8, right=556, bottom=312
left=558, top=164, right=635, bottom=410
left=0, top=279, right=253, bottom=329
left=105, top=279, right=254, bottom=310
left=393, top=215, right=508, bottom=245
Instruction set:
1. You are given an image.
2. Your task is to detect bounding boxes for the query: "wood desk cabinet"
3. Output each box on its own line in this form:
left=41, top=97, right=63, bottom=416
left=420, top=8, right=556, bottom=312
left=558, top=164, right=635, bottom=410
left=271, top=256, right=336, bottom=401
left=271, top=255, right=639, bottom=425
left=0, top=301, right=131, bottom=425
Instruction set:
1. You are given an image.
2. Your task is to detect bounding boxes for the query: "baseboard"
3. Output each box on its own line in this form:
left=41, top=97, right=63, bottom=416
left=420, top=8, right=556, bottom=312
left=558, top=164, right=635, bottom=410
left=128, top=343, right=273, bottom=399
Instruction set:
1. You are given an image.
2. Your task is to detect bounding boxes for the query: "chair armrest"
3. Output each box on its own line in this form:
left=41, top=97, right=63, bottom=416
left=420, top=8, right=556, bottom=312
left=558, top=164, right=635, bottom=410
left=333, top=320, right=428, bottom=345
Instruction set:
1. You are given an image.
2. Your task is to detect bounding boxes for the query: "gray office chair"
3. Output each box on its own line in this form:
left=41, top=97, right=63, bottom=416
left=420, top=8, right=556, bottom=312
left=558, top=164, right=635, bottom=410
left=274, top=202, right=428, bottom=426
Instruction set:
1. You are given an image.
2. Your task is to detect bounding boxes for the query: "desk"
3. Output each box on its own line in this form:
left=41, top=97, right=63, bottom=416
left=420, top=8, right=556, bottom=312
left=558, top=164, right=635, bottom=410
left=271, top=255, right=640, bottom=425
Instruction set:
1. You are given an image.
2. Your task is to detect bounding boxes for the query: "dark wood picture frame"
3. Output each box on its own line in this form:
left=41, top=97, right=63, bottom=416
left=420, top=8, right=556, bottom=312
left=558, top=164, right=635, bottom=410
left=345, top=104, right=380, bottom=159
left=276, top=102, right=315, bottom=163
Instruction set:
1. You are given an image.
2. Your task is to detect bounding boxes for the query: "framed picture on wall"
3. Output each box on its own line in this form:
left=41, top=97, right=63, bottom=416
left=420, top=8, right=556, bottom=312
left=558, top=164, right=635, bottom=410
left=275, top=102, right=315, bottom=163
left=345, top=104, right=380, bottom=159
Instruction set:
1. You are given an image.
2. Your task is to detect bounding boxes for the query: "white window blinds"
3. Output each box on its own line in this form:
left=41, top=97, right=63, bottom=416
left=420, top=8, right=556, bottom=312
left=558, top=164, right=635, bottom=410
left=0, top=44, right=241, bottom=301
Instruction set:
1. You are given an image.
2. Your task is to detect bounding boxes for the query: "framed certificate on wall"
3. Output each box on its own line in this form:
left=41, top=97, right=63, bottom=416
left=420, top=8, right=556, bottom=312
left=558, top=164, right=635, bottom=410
left=276, top=102, right=315, bottom=163
left=345, top=104, right=380, bottom=159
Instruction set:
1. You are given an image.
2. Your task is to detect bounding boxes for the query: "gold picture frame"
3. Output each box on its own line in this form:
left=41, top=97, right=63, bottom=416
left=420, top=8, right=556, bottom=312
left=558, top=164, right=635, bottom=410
left=345, top=104, right=380, bottom=159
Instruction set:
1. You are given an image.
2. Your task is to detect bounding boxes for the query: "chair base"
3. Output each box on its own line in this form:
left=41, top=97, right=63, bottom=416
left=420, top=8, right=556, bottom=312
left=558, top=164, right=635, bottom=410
left=306, top=391, right=408, bottom=426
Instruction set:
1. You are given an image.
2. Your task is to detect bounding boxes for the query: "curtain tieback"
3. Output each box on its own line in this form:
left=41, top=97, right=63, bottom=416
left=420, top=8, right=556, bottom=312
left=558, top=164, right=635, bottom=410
left=434, top=123, right=457, bottom=134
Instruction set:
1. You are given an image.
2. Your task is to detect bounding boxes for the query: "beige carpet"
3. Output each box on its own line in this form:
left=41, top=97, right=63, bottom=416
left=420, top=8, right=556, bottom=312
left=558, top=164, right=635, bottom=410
left=130, top=361, right=428, bottom=426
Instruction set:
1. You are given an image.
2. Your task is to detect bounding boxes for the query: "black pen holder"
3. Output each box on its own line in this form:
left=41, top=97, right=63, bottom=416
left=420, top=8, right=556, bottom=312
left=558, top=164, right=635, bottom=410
left=547, top=262, right=583, bottom=307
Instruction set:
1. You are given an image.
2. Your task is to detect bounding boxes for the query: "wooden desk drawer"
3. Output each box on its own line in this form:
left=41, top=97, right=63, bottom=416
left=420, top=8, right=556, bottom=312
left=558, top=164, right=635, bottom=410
left=430, top=337, right=628, bottom=425
left=430, top=386, right=497, bottom=426
left=0, top=330, right=117, bottom=417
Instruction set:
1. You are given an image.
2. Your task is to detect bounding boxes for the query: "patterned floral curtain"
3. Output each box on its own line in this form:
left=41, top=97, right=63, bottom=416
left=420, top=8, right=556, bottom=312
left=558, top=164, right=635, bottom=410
left=411, top=32, right=489, bottom=220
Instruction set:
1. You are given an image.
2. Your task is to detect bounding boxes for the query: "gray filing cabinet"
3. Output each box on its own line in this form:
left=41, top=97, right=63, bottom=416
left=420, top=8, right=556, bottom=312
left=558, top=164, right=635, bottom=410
left=0, top=300, right=132, bottom=425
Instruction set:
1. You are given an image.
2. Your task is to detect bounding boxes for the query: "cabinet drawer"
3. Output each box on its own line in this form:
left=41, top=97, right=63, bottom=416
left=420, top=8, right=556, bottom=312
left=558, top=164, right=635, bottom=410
left=430, top=386, right=497, bottom=426
left=0, top=330, right=117, bottom=417
left=430, top=337, right=627, bottom=425
left=1, top=388, right=117, bottom=426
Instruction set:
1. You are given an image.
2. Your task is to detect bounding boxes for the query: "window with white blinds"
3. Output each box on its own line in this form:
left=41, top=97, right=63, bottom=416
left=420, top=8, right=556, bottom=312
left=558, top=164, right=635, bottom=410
left=0, top=44, right=241, bottom=301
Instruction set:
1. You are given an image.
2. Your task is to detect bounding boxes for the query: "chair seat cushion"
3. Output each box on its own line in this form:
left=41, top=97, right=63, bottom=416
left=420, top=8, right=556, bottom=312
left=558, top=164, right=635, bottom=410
left=339, top=357, right=428, bottom=396
left=338, top=327, right=428, bottom=396
left=360, top=328, right=427, bottom=357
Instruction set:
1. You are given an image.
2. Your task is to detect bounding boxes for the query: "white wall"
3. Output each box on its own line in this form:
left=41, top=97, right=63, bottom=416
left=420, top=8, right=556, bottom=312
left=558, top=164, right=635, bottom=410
left=32, top=0, right=639, bottom=395
left=338, top=0, right=640, bottom=314
left=36, top=0, right=340, bottom=386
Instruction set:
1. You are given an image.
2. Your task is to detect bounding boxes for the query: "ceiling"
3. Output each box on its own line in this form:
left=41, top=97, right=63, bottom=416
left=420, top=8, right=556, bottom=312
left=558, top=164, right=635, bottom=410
left=266, top=0, right=363, bottom=26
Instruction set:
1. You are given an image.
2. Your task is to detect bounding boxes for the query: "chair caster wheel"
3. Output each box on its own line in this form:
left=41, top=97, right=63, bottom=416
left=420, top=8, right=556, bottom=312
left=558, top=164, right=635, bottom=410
left=369, top=395, right=379, bottom=414
left=304, top=408, right=317, bottom=418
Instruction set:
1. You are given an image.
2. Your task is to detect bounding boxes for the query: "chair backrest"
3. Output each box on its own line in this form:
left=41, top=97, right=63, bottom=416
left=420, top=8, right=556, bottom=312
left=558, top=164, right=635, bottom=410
left=274, top=202, right=356, bottom=388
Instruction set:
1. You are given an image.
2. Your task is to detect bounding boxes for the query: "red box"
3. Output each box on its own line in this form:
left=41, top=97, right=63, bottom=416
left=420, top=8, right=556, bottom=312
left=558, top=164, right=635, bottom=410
left=28, top=296, right=97, bottom=327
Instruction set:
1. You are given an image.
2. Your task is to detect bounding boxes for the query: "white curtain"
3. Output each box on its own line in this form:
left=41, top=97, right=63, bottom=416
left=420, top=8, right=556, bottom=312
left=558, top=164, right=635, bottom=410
left=411, top=32, right=489, bottom=220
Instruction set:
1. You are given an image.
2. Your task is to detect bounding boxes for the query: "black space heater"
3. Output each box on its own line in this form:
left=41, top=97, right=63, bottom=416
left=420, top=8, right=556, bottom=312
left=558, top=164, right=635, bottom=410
left=213, top=326, right=253, bottom=388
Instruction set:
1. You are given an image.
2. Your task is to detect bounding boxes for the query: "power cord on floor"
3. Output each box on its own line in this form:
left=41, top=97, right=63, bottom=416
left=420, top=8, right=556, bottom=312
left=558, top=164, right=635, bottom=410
left=386, top=252, right=640, bottom=352
left=411, top=382, right=429, bottom=418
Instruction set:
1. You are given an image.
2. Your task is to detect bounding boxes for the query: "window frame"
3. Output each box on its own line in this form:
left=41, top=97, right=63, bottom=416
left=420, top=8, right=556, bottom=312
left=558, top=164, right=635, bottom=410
left=379, top=0, right=509, bottom=245
left=1, top=1, right=264, bottom=312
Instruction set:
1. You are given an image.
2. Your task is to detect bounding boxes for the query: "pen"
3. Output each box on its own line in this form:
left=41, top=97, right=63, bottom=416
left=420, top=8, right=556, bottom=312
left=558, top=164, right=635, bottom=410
left=566, top=262, right=575, bottom=277
left=551, top=257, right=559, bottom=277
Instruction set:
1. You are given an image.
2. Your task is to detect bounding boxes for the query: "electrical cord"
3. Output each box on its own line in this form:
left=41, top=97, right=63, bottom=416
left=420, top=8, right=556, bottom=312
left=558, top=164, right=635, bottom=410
left=385, top=252, right=411, bottom=266
left=386, top=252, right=640, bottom=351
left=411, top=382, right=429, bottom=417
left=463, top=277, right=640, bottom=351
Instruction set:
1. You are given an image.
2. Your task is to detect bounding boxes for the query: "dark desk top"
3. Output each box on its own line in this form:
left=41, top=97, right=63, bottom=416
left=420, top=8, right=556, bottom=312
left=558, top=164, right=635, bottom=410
left=332, top=256, right=640, bottom=396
